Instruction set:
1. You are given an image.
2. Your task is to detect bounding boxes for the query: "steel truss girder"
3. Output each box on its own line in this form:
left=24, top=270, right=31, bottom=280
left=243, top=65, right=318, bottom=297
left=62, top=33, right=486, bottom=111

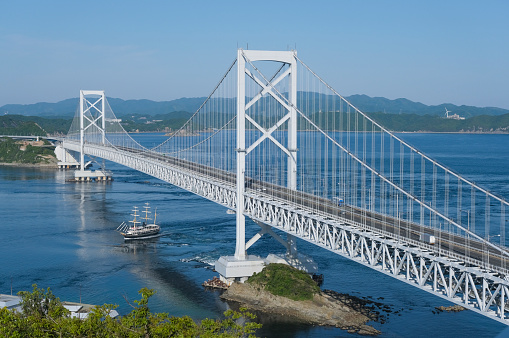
left=63, top=141, right=237, bottom=209
left=242, top=195, right=509, bottom=325
left=63, top=140, right=509, bottom=325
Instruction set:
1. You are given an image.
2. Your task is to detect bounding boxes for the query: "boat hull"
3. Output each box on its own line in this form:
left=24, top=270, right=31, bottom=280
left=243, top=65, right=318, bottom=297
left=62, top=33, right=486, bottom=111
left=123, top=232, right=161, bottom=240
left=121, top=225, right=160, bottom=240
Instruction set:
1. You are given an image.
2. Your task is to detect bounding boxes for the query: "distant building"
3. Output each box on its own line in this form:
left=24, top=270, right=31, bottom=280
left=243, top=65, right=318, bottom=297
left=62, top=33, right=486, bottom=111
left=105, top=118, right=122, bottom=123
left=444, top=108, right=465, bottom=120
left=446, top=113, right=465, bottom=120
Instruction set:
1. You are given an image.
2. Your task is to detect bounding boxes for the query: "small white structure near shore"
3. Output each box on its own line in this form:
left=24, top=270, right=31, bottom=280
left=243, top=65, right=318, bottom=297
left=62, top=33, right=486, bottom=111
left=0, top=294, right=21, bottom=311
left=0, top=294, right=118, bottom=319
left=55, top=144, right=81, bottom=169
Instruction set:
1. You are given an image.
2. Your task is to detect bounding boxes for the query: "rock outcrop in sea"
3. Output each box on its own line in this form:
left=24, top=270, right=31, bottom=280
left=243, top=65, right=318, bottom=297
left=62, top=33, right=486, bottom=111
left=220, top=281, right=381, bottom=335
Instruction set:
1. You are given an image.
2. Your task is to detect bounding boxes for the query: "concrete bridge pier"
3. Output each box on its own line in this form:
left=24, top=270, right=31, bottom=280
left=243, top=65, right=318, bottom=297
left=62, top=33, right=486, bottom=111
left=215, top=255, right=265, bottom=285
left=74, top=169, right=112, bottom=182
left=55, top=144, right=81, bottom=169
left=215, top=220, right=318, bottom=286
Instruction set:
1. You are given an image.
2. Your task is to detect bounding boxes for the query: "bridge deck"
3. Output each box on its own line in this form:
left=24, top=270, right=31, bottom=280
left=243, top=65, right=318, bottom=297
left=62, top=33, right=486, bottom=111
left=119, top=144, right=508, bottom=275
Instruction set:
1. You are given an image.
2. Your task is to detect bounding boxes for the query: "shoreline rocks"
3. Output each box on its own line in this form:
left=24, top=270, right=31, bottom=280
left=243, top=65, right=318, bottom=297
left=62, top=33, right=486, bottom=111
left=202, top=276, right=229, bottom=290
left=435, top=305, right=466, bottom=313
left=220, top=282, right=381, bottom=336
left=0, top=161, right=58, bottom=168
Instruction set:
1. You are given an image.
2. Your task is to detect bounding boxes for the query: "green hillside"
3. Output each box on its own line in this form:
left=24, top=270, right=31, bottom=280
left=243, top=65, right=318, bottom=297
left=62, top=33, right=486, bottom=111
left=0, top=115, right=71, bottom=135
left=2, top=110, right=509, bottom=136
left=347, top=94, right=508, bottom=118
left=0, top=97, right=206, bottom=118
left=119, top=111, right=192, bottom=132
left=247, top=263, right=320, bottom=301
left=0, top=137, right=56, bottom=164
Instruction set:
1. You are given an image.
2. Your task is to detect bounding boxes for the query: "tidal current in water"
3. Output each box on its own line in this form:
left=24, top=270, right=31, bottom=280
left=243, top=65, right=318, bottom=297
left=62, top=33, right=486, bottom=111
left=1, top=133, right=509, bottom=337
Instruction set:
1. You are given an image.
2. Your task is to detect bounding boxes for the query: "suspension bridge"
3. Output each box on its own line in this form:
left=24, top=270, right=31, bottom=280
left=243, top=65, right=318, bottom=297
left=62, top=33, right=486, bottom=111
left=53, top=49, right=509, bottom=325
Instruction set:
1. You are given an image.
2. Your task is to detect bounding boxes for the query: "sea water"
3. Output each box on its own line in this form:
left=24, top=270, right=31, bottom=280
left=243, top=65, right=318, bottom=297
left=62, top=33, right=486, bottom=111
left=1, top=133, right=508, bottom=337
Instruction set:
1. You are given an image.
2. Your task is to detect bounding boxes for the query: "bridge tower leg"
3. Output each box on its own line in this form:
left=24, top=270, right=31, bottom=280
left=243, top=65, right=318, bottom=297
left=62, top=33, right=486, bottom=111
left=79, top=90, right=86, bottom=171
left=286, top=49, right=299, bottom=258
left=235, top=49, right=247, bottom=261
left=215, top=50, right=317, bottom=285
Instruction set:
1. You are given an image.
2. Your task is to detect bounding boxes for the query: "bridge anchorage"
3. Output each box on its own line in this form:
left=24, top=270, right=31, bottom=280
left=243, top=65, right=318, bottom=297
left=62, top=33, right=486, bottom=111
left=59, top=48, right=509, bottom=325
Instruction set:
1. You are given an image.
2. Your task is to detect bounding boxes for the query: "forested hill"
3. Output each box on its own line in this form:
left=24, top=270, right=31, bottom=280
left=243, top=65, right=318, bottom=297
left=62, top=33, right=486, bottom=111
left=1, top=94, right=507, bottom=118
left=0, top=111, right=192, bottom=135
left=0, top=97, right=206, bottom=118
left=347, top=95, right=509, bottom=117
left=0, top=115, right=59, bottom=136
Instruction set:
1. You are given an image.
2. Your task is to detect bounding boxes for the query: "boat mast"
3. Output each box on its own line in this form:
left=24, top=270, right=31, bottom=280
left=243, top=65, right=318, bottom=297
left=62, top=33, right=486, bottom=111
left=130, top=206, right=141, bottom=229
left=143, top=203, right=152, bottom=224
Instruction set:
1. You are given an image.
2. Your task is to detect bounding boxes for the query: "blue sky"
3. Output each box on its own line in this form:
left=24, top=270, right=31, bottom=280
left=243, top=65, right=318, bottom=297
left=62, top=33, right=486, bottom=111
left=1, top=1, right=508, bottom=109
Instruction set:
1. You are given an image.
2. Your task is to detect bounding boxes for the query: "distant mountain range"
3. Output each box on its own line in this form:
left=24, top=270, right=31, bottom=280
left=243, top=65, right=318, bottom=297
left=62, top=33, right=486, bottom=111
left=347, top=95, right=509, bottom=117
left=0, top=97, right=206, bottom=118
left=1, top=94, right=507, bottom=118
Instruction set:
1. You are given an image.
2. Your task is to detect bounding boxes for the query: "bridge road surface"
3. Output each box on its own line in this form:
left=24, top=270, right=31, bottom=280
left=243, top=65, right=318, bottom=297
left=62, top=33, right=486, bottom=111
left=117, top=146, right=508, bottom=273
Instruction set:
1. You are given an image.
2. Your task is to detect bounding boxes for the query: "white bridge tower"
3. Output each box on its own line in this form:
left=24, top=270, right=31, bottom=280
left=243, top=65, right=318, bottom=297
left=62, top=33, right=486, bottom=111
left=73, top=90, right=112, bottom=182
left=216, top=50, right=317, bottom=284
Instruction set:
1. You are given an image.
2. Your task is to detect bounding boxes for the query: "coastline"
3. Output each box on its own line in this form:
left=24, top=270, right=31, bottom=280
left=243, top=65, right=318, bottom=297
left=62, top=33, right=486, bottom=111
left=0, top=161, right=58, bottom=168
left=274, top=130, right=509, bottom=134
left=124, top=129, right=509, bottom=135
left=396, top=130, right=509, bottom=134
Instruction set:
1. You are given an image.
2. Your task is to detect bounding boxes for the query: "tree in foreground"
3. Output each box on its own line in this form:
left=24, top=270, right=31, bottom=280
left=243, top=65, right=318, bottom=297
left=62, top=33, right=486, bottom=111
left=0, top=284, right=261, bottom=337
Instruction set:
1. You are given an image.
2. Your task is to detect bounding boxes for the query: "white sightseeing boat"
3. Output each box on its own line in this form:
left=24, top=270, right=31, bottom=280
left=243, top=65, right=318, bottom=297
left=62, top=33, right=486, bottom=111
left=116, top=203, right=160, bottom=240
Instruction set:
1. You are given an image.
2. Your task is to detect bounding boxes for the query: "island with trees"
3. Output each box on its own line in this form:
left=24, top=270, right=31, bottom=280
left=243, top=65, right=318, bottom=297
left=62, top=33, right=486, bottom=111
left=0, top=137, right=57, bottom=166
left=221, top=263, right=382, bottom=335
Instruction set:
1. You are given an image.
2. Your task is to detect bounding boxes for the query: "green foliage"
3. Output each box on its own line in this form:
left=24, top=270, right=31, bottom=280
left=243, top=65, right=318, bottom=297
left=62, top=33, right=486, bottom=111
left=0, top=115, right=72, bottom=135
left=31, top=116, right=72, bottom=135
left=0, top=116, right=47, bottom=136
left=197, top=308, right=261, bottom=337
left=247, top=263, right=320, bottom=301
left=0, top=284, right=262, bottom=337
left=0, top=137, right=55, bottom=164
left=18, top=284, right=67, bottom=320
left=120, top=111, right=192, bottom=132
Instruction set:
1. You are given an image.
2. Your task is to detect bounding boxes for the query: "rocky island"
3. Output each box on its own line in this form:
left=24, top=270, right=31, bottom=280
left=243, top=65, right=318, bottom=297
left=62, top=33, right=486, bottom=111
left=219, top=264, right=382, bottom=335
